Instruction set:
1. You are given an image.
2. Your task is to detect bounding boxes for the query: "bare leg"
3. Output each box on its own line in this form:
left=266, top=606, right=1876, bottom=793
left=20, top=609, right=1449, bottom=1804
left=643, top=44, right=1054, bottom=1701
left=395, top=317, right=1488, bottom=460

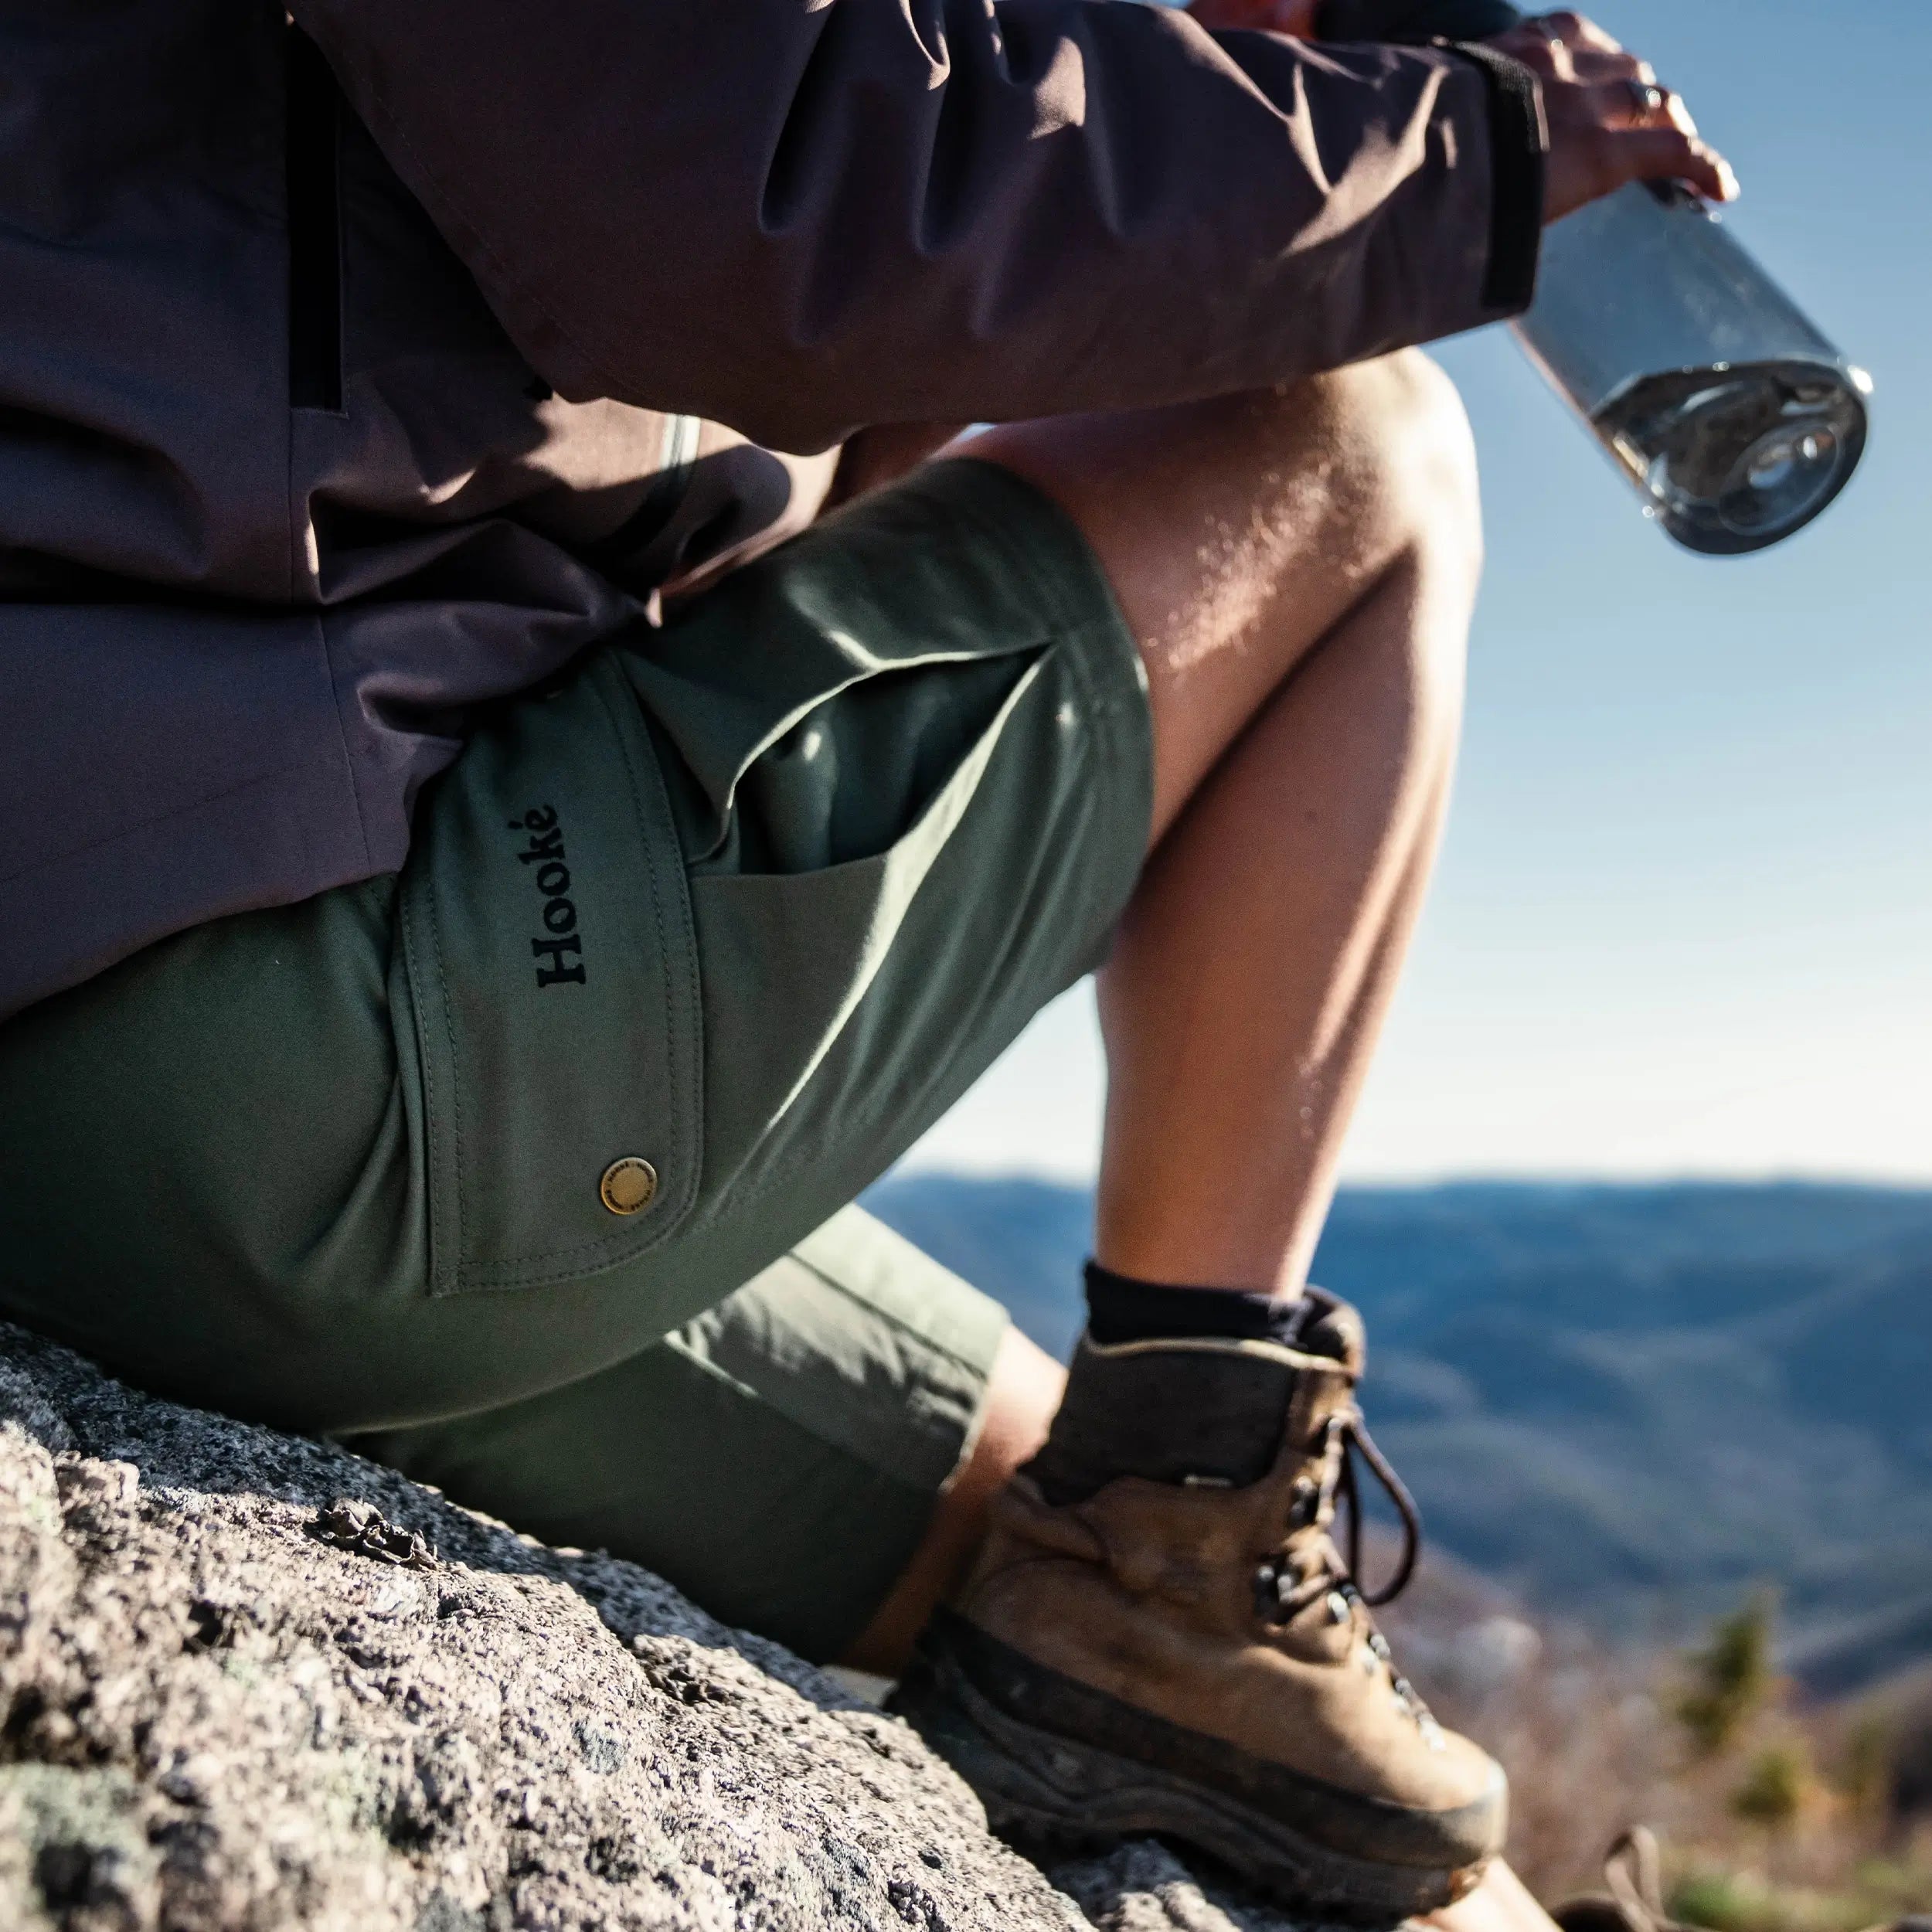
left=845, top=351, right=1479, bottom=1664
left=853, top=361, right=1555, bottom=1921
left=978, top=352, right=1481, bottom=1294
left=844, top=1325, right=1064, bottom=1674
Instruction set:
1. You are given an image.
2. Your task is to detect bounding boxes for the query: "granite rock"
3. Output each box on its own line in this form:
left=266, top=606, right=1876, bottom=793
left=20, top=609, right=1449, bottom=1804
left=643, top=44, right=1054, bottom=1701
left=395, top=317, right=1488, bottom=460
left=0, top=1324, right=1339, bottom=1932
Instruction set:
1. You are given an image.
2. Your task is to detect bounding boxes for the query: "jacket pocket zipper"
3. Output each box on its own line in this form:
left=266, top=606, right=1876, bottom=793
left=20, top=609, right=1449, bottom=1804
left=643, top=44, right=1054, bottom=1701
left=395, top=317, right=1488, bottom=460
left=285, top=26, right=345, bottom=413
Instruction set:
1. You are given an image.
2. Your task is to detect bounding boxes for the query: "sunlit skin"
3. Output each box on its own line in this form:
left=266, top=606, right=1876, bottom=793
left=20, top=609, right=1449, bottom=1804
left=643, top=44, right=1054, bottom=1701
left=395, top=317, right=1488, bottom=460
left=839, top=14, right=1736, bottom=1920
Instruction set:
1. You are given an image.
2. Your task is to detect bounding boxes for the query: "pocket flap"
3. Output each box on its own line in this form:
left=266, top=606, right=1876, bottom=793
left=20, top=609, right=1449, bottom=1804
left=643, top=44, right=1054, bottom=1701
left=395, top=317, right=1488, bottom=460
left=401, top=655, right=702, bottom=1295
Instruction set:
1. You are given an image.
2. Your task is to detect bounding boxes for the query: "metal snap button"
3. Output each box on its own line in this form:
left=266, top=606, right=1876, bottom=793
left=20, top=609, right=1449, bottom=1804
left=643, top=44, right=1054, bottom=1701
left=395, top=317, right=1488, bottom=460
left=599, top=1158, right=658, bottom=1216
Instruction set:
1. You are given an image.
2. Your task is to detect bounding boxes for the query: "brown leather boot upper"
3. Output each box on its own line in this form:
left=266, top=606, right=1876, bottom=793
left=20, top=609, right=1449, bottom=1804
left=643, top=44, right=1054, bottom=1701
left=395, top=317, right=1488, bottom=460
left=950, top=1292, right=1505, bottom=1850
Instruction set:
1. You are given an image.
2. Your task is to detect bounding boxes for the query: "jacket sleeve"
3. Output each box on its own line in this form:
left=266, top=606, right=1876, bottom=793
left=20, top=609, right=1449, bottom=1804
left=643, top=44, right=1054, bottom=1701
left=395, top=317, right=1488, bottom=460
left=289, top=0, right=1544, bottom=452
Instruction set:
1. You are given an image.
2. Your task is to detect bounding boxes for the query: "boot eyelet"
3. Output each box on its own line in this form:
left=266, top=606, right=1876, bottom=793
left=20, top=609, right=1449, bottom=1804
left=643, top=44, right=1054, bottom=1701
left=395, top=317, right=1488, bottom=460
left=1253, top=1563, right=1281, bottom=1621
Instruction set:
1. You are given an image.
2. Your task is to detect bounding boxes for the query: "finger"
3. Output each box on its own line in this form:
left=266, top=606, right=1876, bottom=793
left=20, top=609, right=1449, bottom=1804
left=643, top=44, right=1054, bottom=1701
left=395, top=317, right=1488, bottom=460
left=1535, top=10, right=1626, bottom=57
left=1609, top=127, right=1740, bottom=202
left=1584, top=77, right=1691, bottom=134
left=1519, top=29, right=1575, bottom=83
left=1498, top=18, right=1649, bottom=86
left=1566, top=46, right=1658, bottom=87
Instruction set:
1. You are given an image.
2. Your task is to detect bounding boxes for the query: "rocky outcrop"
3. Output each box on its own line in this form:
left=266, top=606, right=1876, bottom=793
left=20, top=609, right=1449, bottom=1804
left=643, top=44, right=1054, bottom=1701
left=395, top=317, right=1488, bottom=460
left=0, top=1325, right=1325, bottom=1932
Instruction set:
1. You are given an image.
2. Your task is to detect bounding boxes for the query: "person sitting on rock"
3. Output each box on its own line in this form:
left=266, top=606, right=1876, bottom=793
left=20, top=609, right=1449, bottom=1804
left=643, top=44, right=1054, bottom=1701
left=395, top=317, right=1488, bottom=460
left=0, top=0, right=1730, bottom=1917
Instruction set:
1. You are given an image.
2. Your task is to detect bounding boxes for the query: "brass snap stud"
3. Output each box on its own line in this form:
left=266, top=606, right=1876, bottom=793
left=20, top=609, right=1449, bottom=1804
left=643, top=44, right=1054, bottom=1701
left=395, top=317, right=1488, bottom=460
left=599, top=1157, right=658, bottom=1216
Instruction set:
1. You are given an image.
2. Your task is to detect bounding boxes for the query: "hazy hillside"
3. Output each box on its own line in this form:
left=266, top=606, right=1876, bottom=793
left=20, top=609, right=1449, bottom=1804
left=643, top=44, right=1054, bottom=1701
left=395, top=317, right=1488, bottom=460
left=863, top=1176, right=1932, bottom=1682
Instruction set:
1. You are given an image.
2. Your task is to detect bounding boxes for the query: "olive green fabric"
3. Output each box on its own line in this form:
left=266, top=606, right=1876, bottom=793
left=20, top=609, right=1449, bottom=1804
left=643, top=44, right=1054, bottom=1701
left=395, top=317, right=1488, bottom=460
left=0, top=457, right=1149, bottom=1655
left=347, top=1207, right=1007, bottom=1661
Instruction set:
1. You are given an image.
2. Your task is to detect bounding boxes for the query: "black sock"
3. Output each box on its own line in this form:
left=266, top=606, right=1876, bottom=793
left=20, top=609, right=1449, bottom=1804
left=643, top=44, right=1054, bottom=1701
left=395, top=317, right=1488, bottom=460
left=1083, top=1260, right=1308, bottom=1349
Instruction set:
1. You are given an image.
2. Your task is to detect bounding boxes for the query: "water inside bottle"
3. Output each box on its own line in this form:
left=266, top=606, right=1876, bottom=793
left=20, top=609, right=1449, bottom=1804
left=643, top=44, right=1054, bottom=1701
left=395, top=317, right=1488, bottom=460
left=1590, top=359, right=1869, bottom=556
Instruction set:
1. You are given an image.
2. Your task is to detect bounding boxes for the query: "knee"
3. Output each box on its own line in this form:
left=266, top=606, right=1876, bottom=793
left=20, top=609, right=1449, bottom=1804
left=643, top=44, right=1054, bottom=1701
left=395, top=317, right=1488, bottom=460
left=1282, top=352, right=1478, bottom=753
left=1342, top=350, right=1485, bottom=600
left=1333, top=354, right=1481, bottom=730
left=1236, top=349, right=1483, bottom=621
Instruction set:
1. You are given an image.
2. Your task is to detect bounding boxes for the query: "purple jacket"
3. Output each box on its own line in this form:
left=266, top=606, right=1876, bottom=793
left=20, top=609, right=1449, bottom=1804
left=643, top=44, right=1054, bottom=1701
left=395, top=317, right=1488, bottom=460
left=0, top=0, right=1543, bottom=1019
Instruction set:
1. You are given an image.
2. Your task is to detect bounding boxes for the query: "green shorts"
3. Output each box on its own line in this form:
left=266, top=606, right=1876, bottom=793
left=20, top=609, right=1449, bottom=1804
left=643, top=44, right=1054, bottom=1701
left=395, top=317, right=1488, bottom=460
left=0, top=458, right=1150, bottom=1659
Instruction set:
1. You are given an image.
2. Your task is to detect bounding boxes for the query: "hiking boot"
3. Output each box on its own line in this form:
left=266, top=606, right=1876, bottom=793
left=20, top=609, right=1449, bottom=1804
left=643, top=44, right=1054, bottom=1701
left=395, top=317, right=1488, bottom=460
left=893, top=1291, right=1507, bottom=1923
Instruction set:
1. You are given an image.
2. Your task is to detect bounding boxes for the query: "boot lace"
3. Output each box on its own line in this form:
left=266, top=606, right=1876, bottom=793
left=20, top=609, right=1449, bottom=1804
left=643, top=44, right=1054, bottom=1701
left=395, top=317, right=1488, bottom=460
left=1253, top=1404, right=1421, bottom=1619
left=1250, top=1406, right=1440, bottom=1736
left=1601, top=1828, right=1686, bottom=1932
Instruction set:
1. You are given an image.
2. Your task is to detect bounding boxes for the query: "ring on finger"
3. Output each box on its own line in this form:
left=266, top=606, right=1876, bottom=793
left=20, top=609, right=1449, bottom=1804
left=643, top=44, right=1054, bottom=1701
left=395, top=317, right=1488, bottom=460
left=1625, top=76, right=1667, bottom=119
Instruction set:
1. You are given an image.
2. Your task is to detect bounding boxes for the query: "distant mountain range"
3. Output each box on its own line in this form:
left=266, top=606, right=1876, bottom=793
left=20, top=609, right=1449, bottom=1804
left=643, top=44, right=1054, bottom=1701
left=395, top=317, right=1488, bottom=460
left=862, top=1175, right=1932, bottom=1689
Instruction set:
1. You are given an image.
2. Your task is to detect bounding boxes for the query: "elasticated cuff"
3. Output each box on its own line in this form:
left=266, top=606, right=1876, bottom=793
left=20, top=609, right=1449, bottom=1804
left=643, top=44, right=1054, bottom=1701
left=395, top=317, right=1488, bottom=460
left=1438, top=39, right=1548, bottom=314
left=1312, top=2, right=1549, bottom=317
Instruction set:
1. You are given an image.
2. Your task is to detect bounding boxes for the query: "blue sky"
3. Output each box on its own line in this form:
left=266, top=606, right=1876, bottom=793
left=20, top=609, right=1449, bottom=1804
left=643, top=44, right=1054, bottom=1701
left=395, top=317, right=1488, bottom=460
left=905, top=0, right=1932, bottom=1183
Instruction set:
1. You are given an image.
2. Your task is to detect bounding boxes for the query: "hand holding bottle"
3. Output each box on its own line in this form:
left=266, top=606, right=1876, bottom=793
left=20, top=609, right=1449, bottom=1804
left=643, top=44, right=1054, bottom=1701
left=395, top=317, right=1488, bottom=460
left=1189, top=4, right=1736, bottom=224
left=1488, top=12, right=1737, bottom=219
left=1189, top=0, right=1869, bottom=552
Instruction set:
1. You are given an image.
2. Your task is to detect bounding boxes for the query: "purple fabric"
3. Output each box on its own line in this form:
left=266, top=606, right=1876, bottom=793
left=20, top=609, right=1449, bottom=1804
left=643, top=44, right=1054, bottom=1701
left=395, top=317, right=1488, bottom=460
left=0, top=0, right=1541, bottom=1020
left=296, top=0, right=1526, bottom=450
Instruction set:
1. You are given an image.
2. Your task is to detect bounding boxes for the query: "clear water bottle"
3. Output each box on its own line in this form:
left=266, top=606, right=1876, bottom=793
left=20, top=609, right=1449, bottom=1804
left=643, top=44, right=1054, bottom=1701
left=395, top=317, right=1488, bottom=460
left=1318, top=0, right=1872, bottom=555
left=1513, top=183, right=1870, bottom=555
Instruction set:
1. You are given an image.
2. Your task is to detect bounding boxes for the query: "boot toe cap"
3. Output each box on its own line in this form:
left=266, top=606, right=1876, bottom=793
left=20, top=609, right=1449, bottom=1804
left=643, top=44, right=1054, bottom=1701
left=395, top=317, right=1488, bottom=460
left=1389, top=1736, right=1507, bottom=1869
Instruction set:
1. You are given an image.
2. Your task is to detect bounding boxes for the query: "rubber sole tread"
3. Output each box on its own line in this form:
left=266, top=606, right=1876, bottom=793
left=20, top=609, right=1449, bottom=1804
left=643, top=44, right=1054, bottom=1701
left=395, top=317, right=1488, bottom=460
left=893, top=1627, right=1488, bottom=1927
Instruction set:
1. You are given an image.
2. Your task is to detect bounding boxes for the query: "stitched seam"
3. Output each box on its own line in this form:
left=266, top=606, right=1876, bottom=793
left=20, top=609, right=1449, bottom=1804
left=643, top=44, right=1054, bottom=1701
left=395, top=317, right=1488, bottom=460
left=1080, top=1335, right=1352, bottom=1375
left=430, top=852, right=466, bottom=1294
left=458, top=678, right=664, bottom=1274
left=930, top=461, right=1141, bottom=665
left=399, top=869, right=452, bottom=1297
left=672, top=1325, right=942, bottom=1495
left=615, top=665, right=705, bottom=1243
left=784, top=1246, right=999, bottom=1380
left=678, top=1316, right=973, bottom=1488
left=315, top=609, right=375, bottom=876
left=659, top=1330, right=762, bottom=1404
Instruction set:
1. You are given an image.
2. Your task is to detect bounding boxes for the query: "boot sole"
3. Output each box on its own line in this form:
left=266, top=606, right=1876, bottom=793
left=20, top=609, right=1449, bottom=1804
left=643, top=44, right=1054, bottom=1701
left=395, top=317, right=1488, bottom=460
left=894, top=1622, right=1492, bottom=1926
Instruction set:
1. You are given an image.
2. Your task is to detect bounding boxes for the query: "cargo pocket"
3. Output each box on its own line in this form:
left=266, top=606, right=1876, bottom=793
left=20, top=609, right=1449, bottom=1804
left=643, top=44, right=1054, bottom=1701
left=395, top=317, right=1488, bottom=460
left=677, top=640, right=1063, bottom=1213
left=400, top=652, right=702, bottom=1297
